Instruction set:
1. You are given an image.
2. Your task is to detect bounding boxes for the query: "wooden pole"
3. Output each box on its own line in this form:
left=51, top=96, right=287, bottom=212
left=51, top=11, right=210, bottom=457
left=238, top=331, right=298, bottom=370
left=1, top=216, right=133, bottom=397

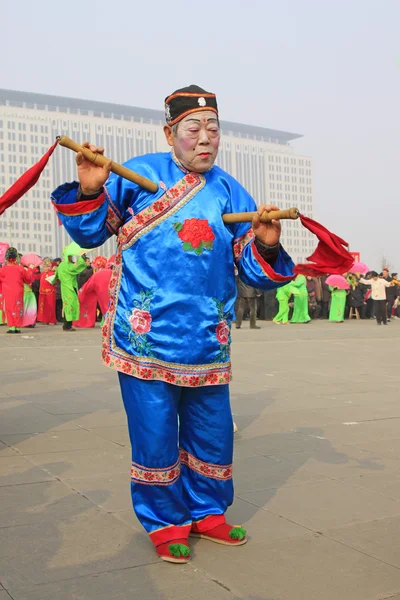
left=222, top=207, right=299, bottom=224
left=57, top=136, right=158, bottom=194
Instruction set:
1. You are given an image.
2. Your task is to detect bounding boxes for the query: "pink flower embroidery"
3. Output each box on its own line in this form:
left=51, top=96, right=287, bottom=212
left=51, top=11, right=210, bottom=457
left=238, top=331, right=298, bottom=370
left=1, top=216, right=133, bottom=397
left=129, top=309, right=152, bottom=334
left=216, top=320, right=230, bottom=345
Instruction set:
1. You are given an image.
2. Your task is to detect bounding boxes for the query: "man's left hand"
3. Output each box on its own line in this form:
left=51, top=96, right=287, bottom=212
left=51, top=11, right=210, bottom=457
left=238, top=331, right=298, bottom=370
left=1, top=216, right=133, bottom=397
left=252, top=204, right=281, bottom=247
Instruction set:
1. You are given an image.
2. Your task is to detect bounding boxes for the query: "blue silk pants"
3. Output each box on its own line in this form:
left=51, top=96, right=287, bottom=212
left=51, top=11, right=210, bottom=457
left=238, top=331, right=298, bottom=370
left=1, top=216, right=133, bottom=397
left=118, top=373, right=234, bottom=546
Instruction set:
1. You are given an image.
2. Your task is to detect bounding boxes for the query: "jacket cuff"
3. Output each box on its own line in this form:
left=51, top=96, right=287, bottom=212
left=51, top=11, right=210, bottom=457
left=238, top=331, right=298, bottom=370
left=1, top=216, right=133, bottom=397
left=254, top=238, right=280, bottom=265
left=77, top=186, right=103, bottom=201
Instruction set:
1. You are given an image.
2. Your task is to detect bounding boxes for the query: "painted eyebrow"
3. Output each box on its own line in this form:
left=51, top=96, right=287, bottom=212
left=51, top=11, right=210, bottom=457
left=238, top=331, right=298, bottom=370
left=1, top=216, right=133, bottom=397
left=184, top=118, right=219, bottom=124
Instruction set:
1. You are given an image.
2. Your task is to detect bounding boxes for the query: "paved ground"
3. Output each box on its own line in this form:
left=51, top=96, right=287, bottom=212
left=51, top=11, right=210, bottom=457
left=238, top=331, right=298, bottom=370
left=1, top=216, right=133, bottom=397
left=1, top=319, right=400, bottom=599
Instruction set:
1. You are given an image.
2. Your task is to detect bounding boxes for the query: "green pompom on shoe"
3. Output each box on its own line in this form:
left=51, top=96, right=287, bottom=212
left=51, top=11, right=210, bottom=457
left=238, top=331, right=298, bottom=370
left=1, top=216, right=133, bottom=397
left=228, top=526, right=247, bottom=541
left=156, top=540, right=191, bottom=563
left=191, top=521, right=248, bottom=546
left=168, top=543, right=191, bottom=558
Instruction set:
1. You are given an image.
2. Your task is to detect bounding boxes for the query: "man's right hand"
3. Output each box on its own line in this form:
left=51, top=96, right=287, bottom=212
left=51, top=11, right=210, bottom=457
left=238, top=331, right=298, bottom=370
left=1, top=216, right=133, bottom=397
left=76, top=142, right=112, bottom=195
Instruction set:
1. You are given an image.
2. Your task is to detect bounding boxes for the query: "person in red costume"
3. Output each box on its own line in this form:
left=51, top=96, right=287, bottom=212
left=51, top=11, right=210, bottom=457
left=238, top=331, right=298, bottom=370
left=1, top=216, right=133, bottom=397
left=37, top=258, right=57, bottom=325
left=73, top=256, right=112, bottom=328
left=0, top=247, right=34, bottom=333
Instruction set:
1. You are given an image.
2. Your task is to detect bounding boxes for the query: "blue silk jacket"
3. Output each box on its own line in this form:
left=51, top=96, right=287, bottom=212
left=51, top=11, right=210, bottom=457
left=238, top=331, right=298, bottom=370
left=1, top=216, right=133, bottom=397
left=52, top=151, right=295, bottom=387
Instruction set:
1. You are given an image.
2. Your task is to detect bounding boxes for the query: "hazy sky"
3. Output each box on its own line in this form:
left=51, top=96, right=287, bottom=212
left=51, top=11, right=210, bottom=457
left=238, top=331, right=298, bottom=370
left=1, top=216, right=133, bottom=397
left=2, top=0, right=399, bottom=269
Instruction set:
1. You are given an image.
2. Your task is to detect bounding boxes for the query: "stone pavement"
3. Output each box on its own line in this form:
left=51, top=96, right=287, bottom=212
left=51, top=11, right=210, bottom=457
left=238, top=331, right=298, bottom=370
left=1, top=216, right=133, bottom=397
left=1, top=319, right=400, bottom=599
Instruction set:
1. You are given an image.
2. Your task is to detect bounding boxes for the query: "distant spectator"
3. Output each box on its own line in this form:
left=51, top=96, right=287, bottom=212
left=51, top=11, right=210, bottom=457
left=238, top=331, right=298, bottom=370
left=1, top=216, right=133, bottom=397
left=306, top=276, right=321, bottom=319
left=347, top=273, right=367, bottom=319
left=235, top=279, right=261, bottom=330
left=320, top=275, right=331, bottom=319
left=382, top=268, right=396, bottom=322
left=77, top=257, right=93, bottom=290
left=360, top=271, right=392, bottom=325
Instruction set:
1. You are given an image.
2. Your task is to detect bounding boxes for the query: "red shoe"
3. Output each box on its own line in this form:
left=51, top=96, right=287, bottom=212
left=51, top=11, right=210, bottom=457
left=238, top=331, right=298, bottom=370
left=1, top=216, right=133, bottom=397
left=191, top=515, right=247, bottom=546
left=156, top=538, right=191, bottom=564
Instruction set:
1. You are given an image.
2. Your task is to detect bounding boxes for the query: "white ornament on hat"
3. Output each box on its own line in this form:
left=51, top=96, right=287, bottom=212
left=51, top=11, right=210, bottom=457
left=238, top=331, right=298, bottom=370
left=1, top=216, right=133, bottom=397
left=198, top=97, right=207, bottom=107
left=165, top=103, right=171, bottom=121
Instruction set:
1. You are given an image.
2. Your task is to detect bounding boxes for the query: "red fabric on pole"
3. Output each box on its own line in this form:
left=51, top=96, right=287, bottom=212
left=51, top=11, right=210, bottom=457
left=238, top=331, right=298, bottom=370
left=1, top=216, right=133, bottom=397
left=0, top=140, right=59, bottom=216
left=294, top=214, right=354, bottom=276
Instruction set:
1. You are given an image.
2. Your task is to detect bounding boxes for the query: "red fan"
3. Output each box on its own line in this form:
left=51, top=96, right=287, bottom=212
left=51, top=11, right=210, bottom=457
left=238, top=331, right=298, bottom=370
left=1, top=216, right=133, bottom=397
left=20, top=253, right=43, bottom=268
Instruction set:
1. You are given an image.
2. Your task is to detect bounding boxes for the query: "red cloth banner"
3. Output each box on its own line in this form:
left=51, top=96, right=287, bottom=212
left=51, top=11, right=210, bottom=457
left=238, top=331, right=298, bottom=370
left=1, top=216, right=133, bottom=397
left=294, top=214, right=354, bottom=277
left=0, top=140, right=59, bottom=216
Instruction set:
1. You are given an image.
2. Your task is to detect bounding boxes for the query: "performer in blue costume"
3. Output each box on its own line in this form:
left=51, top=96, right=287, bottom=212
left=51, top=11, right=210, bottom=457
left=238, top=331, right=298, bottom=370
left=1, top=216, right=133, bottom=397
left=52, top=85, right=295, bottom=563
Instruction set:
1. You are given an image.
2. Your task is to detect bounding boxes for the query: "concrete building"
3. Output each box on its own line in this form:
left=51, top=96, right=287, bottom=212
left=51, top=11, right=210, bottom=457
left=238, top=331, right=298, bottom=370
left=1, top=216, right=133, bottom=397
left=0, top=89, right=314, bottom=263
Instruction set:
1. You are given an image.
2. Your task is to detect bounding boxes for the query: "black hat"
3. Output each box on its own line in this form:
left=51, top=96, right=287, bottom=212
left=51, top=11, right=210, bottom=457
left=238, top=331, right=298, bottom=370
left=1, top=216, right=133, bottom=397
left=5, top=247, right=18, bottom=260
left=164, top=85, right=218, bottom=126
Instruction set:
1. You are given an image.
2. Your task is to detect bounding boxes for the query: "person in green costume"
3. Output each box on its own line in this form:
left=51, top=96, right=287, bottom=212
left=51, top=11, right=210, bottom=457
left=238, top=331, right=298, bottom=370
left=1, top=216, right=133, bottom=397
left=328, top=286, right=347, bottom=323
left=53, top=248, right=87, bottom=331
left=290, top=274, right=310, bottom=323
left=273, top=283, right=292, bottom=324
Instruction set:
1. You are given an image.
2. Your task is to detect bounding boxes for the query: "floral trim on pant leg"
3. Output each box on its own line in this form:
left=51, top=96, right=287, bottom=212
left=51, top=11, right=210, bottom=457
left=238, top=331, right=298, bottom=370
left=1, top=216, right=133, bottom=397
left=180, top=449, right=232, bottom=481
left=131, top=457, right=181, bottom=486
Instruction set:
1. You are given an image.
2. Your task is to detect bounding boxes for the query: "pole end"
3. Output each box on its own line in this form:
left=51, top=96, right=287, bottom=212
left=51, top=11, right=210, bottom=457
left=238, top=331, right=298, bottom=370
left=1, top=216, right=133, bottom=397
left=290, top=207, right=300, bottom=219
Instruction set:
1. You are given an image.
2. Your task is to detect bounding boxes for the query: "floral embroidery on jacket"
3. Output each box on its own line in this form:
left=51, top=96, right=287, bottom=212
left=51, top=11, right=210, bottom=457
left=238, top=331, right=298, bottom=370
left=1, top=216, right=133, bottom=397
left=101, top=242, right=233, bottom=386
left=213, top=299, right=231, bottom=363
left=173, top=218, right=215, bottom=256
left=118, top=173, right=204, bottom=248
left=104, top=187, right=123, bottom=234
left=118, top=289, right=156, bottom=357
left=233, top=228, right=255, bottom=262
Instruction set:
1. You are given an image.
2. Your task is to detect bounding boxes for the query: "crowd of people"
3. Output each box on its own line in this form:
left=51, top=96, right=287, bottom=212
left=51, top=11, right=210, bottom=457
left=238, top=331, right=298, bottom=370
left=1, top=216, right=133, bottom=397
left=234, top=269, right=400, bottom=328
left=2, top=247, right=398, bottom=334
left=0, top=246, right=114, bottom=333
